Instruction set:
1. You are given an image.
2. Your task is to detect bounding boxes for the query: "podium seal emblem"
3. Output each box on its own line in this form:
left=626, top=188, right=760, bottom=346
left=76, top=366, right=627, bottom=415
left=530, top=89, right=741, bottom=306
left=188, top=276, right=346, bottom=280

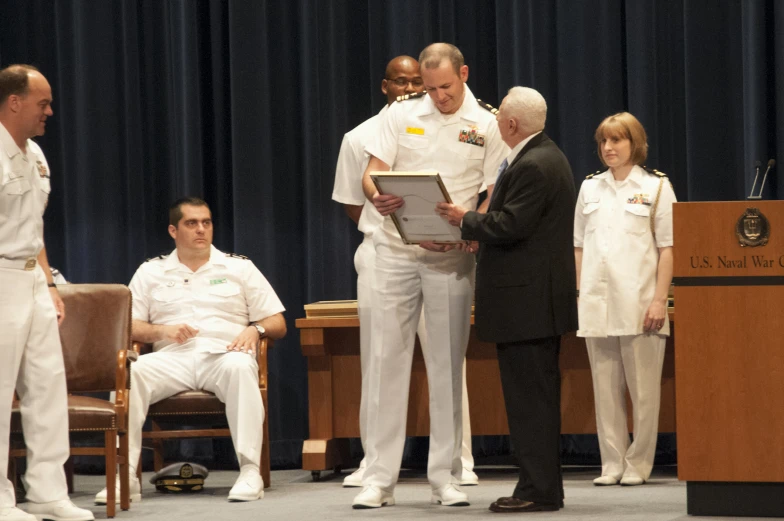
left=736, top=207, right=770, bottom=247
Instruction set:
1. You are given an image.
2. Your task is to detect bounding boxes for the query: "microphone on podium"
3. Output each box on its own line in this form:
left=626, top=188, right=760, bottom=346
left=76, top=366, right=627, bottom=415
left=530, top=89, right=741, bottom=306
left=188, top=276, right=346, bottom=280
left=748, top=159, right=775, bottom=199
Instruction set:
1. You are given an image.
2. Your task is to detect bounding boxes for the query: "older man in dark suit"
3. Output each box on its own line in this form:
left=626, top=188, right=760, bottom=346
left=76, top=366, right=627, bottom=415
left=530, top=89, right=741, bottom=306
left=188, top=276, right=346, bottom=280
left=438, top=86, right=578, bottom=513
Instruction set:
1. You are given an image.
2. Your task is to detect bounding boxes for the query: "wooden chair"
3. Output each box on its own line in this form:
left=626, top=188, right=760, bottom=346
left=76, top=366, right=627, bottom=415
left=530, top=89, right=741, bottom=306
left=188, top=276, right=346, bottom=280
left=9, top=284, right=135, bottom=518
left=136, top=337, right=271, bottom=488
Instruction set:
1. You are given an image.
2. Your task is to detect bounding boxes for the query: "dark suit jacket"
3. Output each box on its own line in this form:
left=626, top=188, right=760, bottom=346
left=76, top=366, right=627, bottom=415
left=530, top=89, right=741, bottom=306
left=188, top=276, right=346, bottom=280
left=462, top=132, right=578, bottom=343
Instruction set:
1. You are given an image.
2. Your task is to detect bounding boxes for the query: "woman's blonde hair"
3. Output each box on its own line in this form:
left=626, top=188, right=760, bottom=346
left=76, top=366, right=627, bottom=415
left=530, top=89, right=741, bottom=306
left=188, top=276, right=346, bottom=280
left=594, top=112, right=648, bottom=167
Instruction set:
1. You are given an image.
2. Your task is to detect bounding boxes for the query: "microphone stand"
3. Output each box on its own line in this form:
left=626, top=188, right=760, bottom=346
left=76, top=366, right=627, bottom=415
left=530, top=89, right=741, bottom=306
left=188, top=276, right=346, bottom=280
left=748, top=159, right=775, bottom=199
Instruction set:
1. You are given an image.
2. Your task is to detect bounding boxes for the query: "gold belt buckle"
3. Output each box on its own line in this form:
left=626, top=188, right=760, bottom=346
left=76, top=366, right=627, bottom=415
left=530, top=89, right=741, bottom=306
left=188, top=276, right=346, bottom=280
left=24, top=259, right=36, bottom=270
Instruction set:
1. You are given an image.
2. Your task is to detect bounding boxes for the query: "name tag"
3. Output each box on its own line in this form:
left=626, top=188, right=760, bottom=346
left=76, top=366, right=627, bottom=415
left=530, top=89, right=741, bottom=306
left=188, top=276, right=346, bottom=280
left=209, top=278, right=228, bottom=285
left=406, top=127, right=425, bottom=135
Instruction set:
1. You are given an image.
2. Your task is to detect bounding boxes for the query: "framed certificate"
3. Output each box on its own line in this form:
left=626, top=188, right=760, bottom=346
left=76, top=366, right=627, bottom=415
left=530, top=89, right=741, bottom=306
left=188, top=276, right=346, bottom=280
left=370, top=171, right=463, bottom=244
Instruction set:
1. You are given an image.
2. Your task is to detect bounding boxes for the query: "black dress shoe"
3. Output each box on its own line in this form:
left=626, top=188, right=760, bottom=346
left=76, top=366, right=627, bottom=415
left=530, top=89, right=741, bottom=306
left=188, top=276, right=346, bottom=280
left=494, top=497, right=563, bottom=507
left=489, top=497, right=560, bottom=513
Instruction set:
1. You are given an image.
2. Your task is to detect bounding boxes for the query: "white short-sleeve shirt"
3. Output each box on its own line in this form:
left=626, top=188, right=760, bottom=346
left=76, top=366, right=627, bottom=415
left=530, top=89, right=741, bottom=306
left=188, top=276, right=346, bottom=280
left=332, top=106, right=387, bottom=236
left=574, top=165, right=676, bottom=337
left=365, top=86, right=508, bottom=238
left=129, top=245, right=286, bottom=353
left=0, top=122, right=51, bottom=260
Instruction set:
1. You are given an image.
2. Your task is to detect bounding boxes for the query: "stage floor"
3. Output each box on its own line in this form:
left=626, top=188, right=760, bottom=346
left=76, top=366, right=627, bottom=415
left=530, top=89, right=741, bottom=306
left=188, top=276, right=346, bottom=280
left=39, top=466, right=767, bottom=521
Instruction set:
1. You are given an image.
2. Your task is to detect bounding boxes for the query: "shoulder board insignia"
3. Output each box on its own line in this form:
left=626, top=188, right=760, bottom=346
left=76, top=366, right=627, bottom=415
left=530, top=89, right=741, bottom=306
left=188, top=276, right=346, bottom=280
left=226, top=253, right=249, bottom=260
left=585, top=170, right=601, bottom=179
left=476, top=99, right=499, bottom=115
left=644, top=166, right=667, bottom=177
left=145, top=254, right=168, bottom=262
left=395, top=91, right=427, bottom=102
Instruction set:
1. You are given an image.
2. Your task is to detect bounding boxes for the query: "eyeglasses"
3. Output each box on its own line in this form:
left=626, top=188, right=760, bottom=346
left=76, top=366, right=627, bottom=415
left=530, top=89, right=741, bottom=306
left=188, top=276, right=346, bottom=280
left=387, top=77, right=424, bottom=87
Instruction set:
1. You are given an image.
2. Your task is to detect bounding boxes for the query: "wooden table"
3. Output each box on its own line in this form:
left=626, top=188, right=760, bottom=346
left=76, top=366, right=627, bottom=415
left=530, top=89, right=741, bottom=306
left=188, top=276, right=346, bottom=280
left=297, top=313, right=675, bottom=478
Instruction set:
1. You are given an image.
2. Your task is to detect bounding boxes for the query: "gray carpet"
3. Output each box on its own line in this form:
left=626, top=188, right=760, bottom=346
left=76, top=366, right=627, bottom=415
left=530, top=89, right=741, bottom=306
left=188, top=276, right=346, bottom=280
left=47, top=467, right=768, bottom=521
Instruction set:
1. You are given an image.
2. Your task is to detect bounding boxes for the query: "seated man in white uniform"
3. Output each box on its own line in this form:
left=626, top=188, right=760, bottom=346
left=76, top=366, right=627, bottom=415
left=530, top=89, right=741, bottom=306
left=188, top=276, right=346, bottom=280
left=95, top=197, right=286, bottom=504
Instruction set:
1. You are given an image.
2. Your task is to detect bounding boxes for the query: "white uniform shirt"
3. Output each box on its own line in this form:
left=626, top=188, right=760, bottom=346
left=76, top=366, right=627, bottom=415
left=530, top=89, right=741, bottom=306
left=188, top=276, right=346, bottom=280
left=366, top=86, right=508, bottom=238
left=574, top=165, right=676, bottom=337
left=129, top=245, right=285, bottom=353
left=332, top=106, right=387, bottom=236
left=0, top=122, right=51, bottom=259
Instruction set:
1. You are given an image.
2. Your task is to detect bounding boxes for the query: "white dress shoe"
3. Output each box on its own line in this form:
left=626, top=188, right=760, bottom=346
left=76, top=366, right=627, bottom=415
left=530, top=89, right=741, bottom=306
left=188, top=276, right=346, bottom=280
left=593, top=475, right=620, bottom=486
left=0, top=506, right=36, bottom=521
left=459, top=468, right=479, bottom=486
left=342, top=467, right=365, bottom=488
left=25, top=499, right=95, bottom=521
left=620, top=476, right=645, bottom=486
left=228, top=469, right=264, bottom=501
left=94, top=474, right=142, bottom=504
left=431, top=484, right=469, bottom=507
left=352, top=486, right=395, bottom=509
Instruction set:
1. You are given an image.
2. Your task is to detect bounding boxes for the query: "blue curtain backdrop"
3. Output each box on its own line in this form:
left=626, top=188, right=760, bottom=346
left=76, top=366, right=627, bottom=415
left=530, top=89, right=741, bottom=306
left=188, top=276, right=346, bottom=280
left=1, top=0, right=782, bottom=469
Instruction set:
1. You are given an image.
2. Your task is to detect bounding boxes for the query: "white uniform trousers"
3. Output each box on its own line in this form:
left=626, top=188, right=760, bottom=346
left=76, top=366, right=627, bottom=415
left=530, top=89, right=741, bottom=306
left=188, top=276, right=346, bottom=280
left=585, top=334, right=666, bottom=481
left=0, top=267, right=69, bottom=507
left=128, top=350, right=263, bottom=474
left=355, top=237, right=475, bottom=474
left=362, top=233, right=474, bottom=491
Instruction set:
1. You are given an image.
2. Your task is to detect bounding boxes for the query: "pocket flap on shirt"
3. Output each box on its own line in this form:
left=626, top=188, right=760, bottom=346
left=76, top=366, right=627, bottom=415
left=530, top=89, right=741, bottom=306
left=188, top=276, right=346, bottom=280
left=398, top=133, right=430, bottom=150
left=2, top=169, right=24, bottom=183
left=208, top=282, right=241, bottom=297
left=455, top=142, right=485, bottom=160
left=2, top=177, right=31, bottom=195
left=152, top=286, right=187, bottom=303
left=624, top=204, right=651, bottom=217
left=582, top=202, right=600, bottom=215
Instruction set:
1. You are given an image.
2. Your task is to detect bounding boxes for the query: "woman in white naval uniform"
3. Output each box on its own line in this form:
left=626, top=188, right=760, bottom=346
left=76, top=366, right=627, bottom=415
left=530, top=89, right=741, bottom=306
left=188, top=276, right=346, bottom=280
left=574, top=112, right=676, bottom=487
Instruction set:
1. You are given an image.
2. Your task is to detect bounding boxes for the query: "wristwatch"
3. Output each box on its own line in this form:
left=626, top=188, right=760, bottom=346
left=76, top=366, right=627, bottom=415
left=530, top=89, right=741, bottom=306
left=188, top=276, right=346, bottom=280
left=253, top=324, right=266, bottom=338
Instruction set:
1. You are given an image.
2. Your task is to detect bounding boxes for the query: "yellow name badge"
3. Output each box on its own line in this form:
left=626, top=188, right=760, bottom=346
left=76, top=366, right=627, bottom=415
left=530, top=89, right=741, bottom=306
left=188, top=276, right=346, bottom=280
left=406, top=127, right=425, bottom=135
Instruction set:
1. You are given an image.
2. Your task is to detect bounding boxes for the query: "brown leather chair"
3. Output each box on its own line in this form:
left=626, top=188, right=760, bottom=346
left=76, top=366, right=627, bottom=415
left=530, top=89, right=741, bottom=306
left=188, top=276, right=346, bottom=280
left=9, top=284, right=135, bottom=518
left=136, top=337, right=271, bottom=489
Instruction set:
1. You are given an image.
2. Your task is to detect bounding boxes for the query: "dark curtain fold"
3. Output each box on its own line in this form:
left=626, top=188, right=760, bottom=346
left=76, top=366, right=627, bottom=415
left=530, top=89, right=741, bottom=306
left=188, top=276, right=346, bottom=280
left=1, top=0, right=781, bottom=469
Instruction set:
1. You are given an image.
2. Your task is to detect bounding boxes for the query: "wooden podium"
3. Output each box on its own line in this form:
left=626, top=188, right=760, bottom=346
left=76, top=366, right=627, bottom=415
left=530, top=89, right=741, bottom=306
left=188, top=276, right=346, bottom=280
left=673, top=201, right=784, bottom=517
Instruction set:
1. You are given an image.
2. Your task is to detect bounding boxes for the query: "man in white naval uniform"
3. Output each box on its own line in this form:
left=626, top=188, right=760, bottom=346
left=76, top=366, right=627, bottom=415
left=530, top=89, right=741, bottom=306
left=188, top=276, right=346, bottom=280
left=0, top=64, right=95, bottom=521
left=352, top=44, right=507, bottom=509
left=332, top=55, right=478, bottom=489
left=94, top=197, right=286, bottom=504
